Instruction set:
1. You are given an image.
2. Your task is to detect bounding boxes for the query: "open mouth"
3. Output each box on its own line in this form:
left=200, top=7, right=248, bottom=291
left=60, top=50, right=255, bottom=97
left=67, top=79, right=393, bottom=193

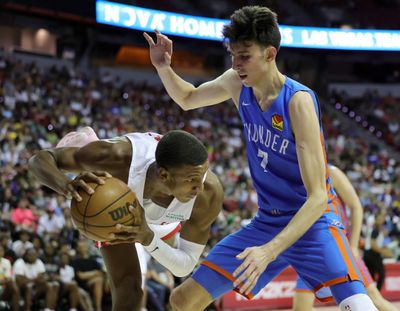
left=238, top=74, right=247, bottom=80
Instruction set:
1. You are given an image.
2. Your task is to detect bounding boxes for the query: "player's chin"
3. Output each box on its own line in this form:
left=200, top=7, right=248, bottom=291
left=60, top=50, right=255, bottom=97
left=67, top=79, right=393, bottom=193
left=242, top=79, right=252, bottom=87
left=178, top=195, right=194, bottom=203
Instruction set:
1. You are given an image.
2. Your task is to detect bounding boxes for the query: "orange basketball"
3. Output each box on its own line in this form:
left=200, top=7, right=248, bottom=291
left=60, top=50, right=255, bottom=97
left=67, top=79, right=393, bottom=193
left=70, top=177, right=137, bottom=241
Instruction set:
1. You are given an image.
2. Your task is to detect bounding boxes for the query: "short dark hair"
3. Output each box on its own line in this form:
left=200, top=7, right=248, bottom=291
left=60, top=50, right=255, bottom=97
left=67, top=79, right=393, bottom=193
left=223, top=6, right=281, bottom=50
left=156, top=130, right=208, bottom=169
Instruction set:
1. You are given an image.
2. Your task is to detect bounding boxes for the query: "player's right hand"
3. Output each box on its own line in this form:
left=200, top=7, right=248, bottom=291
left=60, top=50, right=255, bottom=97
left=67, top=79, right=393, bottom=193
left=64, top=171, right=112, bottom=202
left=143, top=30, right=172, bottom=69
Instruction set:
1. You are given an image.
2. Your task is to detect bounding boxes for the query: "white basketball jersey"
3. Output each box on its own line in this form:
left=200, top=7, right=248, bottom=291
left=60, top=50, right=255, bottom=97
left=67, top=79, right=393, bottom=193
left=124, top=132, right=196, bottom=226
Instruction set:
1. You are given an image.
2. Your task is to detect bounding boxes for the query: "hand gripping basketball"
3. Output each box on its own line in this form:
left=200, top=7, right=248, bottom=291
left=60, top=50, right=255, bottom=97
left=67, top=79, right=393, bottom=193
left=70, top=177, right=139, bottom=242
left=66, top=171, right=112, bottom=201
left=108, top=202, right=154, bottom=246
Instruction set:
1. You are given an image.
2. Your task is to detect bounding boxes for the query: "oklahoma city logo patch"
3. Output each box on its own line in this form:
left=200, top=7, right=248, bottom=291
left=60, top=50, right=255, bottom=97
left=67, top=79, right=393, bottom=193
left=272, top=114, right=283, bottom=131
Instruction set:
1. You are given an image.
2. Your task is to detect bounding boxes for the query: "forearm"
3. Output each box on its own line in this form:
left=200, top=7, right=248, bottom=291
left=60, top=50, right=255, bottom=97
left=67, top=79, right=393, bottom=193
left=77, top=270, right=102, bottom=280
left=144, top=236, right=205, bottom=277
left=28, top=151, right=71, bottom=194
left=349, top=204, right=363, bottom=249
left=156, top=67, right=196, bottom=110
left=268, top=194, right=327, bottom=255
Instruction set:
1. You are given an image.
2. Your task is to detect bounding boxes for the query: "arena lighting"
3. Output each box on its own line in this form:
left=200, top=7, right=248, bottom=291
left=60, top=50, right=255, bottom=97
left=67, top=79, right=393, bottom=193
left=96, top=0, right=400, bottom=51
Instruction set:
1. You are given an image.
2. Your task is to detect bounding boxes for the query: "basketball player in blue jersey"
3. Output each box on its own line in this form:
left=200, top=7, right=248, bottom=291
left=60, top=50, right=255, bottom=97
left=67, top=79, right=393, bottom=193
left=293, top=165, right=398, bottom=311
left=144, top=6, right=377, bottom=310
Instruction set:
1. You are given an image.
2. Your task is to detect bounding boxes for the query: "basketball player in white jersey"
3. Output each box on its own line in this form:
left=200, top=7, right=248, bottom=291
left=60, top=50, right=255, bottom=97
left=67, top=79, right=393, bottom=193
left=28, top=127, right=224, bottom=311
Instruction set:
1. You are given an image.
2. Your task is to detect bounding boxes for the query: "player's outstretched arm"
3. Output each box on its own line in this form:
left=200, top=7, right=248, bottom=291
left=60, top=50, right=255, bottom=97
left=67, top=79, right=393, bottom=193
left=329, top=165, right=363, bottom=256
left=144, top=30, right=234, bottom=110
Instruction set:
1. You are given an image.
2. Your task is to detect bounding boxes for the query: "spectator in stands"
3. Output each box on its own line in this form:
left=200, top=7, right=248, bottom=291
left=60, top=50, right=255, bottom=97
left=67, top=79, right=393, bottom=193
left=37, top=204, right=65, bottom=238
left=364, top=212, right=394, bottom=290
left=0, top=244, right=20, bottom=311
left=71, top=241, right=104, bottom=311
left=58, top=207, right=79, bottom=248
left=59, top=251, right=93, bottom=311
left=146, top=257, right=174, bottom=311
left=0, top=232, right=17, bottom=264
left=31, top=234, right=44, bottom=258
left=0, top=186, right=17, bottom=221
left=13, top=247, right=59, bottom=311
left=41, top=242, right=60, bottom=282
left=10, top=197, right=37, bottom=232
left=11, top=229, right=33, bottom=258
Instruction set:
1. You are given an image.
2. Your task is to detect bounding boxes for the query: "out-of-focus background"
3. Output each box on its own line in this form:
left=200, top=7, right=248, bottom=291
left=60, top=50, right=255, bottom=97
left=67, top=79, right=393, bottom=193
left=0, top=0, right=399, bottom=310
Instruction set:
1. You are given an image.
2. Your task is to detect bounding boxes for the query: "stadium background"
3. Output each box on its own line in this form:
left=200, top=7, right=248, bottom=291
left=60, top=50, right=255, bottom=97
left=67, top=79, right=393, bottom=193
left=0, top=0, right=399, bottom=310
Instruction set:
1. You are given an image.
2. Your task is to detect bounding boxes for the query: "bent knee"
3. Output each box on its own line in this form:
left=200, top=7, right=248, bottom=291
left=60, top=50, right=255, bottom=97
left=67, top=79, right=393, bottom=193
left=170, top=287, right=191, bottom=311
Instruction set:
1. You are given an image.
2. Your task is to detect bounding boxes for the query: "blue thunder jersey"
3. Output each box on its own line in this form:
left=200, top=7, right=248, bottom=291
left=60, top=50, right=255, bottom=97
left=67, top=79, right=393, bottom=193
left=238, top=77, right=338, bottom=226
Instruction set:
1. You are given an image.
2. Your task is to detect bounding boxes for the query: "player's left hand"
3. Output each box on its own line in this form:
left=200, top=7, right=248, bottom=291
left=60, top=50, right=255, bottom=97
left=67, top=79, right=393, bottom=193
left=233, top=245, right=276, bottom=295
left=108, top=203, right=153, bottom=245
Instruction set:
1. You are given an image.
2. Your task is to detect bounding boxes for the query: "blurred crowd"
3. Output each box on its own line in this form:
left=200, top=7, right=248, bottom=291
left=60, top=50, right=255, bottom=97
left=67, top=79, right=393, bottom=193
left=0, top=55, right=399, bottom=310
left=330, top=89, right=400, bottom=151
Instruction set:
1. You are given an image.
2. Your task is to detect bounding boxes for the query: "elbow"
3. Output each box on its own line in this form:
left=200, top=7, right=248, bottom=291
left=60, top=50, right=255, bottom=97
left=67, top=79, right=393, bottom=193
left=178, top=91, right=197, bottom=111
left=28, top=154, right=39, bottom=172
left=180, top=105, right=191, bottom=112
left=170, top=263, right=196, bottom=278
left=310, top=191, right=328, bottom=214
left=171, top=270, right=191, bottom=278
left=178, top=99, right=192, bottom=111
left=27, top=156, right=35, bottom=171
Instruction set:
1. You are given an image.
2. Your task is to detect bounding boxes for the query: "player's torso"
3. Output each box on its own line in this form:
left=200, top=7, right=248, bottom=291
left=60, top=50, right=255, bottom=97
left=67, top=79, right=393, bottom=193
left=124, top=132, right=196, bottom=225
left=238, top=77, right=336, bottom=223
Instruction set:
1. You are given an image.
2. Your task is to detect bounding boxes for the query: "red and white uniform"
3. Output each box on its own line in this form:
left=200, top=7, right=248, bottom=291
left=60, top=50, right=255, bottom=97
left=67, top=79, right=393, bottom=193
left=57, top=128, right=199, bottom=243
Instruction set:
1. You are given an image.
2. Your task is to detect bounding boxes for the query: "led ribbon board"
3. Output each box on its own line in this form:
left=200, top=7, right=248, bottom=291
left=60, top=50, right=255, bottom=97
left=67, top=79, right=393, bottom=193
left=96, top=0, right=400, bottom=51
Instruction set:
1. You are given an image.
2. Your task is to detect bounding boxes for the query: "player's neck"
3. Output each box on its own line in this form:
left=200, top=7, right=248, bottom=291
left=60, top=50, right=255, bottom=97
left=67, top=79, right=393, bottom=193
left=252, top=66, right=285, bottom=104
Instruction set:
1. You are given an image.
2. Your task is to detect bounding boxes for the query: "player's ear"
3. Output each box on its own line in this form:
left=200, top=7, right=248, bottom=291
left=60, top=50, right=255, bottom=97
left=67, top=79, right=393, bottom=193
left=264, top=46, right=277, bottom=62
left=158, top=167, right=170, bottom=182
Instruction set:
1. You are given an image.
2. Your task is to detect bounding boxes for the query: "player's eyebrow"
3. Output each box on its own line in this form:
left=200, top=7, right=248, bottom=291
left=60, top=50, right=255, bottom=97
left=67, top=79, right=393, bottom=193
left=185, top=173, right=202, bottom=178
left=228, top=48, right=249, bottom=55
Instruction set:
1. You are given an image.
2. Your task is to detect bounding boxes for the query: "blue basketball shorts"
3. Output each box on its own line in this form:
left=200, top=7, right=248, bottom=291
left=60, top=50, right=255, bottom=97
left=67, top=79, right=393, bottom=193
left=192, top=218, right=364, bottom=302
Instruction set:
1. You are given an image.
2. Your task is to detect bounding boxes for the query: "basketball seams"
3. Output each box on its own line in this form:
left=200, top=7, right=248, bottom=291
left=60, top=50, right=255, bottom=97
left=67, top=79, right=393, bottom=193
left=84, top=190, right=133, bottom=218
left=83, top=183, right=101, bottom=235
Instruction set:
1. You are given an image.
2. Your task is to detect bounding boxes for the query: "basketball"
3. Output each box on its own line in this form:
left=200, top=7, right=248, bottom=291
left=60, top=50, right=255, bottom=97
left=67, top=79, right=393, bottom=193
left=70, top=177, right=137, bottom=241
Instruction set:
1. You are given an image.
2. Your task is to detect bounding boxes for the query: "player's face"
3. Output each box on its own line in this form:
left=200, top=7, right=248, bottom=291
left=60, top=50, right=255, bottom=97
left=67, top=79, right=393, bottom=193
left=228, top=42, right=270, bottom=86
left=166, top=161, right=209, bottom=202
